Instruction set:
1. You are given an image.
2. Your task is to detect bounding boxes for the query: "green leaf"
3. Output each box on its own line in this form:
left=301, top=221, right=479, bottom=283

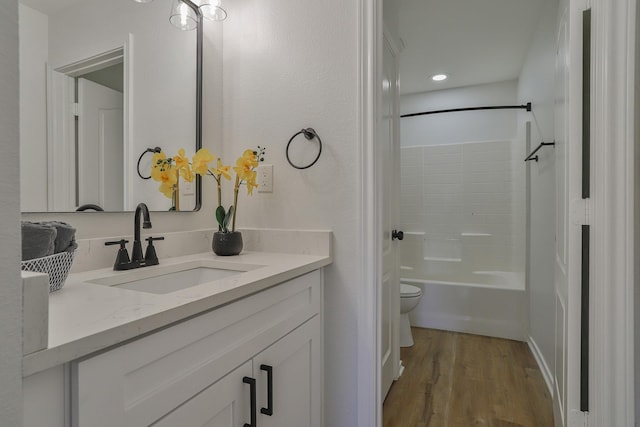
left=222, top=205, right=234, bottom=232
left=215, top=205, right=226, bottom=230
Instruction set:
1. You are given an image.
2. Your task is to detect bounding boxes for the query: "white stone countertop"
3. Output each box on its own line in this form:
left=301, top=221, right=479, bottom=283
left=23, top=249, right=331, bottom=377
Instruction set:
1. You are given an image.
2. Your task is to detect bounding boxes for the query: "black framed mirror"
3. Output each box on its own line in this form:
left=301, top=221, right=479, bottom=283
left=19, top=0, right=202, bottom=212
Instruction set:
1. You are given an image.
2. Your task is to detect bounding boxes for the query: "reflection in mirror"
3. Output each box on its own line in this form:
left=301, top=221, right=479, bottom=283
left=19, top=0, right=200, bottom=212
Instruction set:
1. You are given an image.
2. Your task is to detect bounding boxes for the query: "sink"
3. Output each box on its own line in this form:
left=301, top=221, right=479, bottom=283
left=87, top=260, right=263, bottom=295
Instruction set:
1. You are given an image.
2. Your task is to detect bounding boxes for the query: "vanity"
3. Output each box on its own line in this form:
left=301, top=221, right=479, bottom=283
left=23, top=230, right=331, bottom=427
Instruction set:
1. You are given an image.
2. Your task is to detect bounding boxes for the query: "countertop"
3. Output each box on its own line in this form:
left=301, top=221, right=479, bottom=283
left=23, top=249, right=331, bottom=377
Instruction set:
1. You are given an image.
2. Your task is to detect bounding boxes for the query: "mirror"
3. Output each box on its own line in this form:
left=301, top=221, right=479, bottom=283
left=19, top=0, right=202, bottom=212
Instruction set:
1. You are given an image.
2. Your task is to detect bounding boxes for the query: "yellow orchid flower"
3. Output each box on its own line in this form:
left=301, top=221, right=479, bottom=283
left=174, top=149, right=194, bottom=182
left=245, top=172, right=258, bottom=195
left=152, top=151, right=166, bottom=165
left=158, top=164, right=177, bottom=186
left=192, top=148, right=215, bottom=176
left=151, top=151, right=172, bottom=182
left=158, top=182, right=175, bottom=199
left=213, top=158, right=232, bottom=181
left=233, top=150, right=259, bottom=182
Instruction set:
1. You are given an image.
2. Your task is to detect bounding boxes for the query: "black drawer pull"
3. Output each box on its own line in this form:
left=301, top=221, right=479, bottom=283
left=243, top=376, right=256, bottom=427
left=260, top=364, right=274, bottom=416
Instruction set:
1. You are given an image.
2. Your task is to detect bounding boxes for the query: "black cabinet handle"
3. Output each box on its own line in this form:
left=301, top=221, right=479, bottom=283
left=243, top=376, right=256, bottom=427
left=392, top=230, right=404, bottom=241
left=260, top=364, right=274, bottom=416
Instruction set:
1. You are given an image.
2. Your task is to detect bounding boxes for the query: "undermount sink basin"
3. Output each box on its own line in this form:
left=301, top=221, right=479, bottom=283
left=87, top=260, right=263, bottom=295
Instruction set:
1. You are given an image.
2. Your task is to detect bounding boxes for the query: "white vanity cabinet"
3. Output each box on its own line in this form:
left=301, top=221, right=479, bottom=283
left=24, top=270, right=323, bottom=427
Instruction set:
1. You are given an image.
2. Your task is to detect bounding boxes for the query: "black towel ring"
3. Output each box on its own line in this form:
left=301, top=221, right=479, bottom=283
left=137, top=147, right=162, bottom=179
left=286, top=128, right=322, bottom=170
left=76, top=204, right=104, bottom=212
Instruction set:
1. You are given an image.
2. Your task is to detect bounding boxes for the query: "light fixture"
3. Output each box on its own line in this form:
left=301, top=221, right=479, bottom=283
left=168, top=0, right=227, bottom=31
left=431, top=74, right=448, bottom=82
left=132, top=0, right=154, bottom=3
left=199, top=0, right=228, bottom=21
left=169, top=0, right=198, bottom=31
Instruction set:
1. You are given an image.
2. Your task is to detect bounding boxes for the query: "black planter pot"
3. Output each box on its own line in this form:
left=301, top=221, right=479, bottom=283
left=212, top=231, right=243, bottom=256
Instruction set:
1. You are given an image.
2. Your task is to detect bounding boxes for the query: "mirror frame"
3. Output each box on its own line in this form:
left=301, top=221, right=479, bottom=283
left=187, top=0, right=203, bottom=212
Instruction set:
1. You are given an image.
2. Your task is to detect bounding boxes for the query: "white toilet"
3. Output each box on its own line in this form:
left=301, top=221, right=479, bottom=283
left=400, top=283, right=423, bottom=347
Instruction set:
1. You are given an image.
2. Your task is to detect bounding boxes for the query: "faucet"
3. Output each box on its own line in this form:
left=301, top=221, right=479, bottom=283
left=131, top=203, right=152, bottom=265
left=104, top=203, right=164, bottom=270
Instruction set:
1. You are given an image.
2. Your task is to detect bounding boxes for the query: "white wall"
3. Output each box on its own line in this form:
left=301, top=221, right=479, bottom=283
left=517, top=0, right=558, bottom=376
left=221, top=0, right=359, bottom=425
left=19, top=4, right=48, bottom=212
left=401, top=80, right=519, bottom=146
left=0, top=0, right=23, bottom=423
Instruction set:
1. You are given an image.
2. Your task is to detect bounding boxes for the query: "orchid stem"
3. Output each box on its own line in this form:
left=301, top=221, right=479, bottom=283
left=232, top=175, right=240, bottom=232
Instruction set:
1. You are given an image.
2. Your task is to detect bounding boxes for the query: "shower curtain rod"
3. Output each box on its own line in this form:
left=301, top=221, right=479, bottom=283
left=400, top=102, right=532, bottom=118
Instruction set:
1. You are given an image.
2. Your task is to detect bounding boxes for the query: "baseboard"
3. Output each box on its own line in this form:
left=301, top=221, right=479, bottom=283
left=411, top=312, right=525, bottom=342
left=528, top=335, right=554, bottom=396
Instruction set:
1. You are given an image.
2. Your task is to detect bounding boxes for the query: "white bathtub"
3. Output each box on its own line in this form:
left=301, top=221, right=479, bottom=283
left=402, top=271, right=526, bottom=341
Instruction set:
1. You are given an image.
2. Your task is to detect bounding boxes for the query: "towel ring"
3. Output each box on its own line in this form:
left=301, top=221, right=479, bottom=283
left=137, top=147, right=162, bottom=180
left=286, top=128, right=322, bottom=170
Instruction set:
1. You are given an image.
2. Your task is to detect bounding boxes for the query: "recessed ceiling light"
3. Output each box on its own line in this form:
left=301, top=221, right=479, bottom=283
left=431, top=74, right=448, bottom=82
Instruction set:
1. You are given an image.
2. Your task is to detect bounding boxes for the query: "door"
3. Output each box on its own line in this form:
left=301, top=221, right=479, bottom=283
left=153, top=360, right=253, bottom=427
left=554, top=0, right=588, bottom=425
left=380, top=35, right=401, bottom=399
left=77, top=77, right=124, bottom=210
left=253, top=317, right=321, bottom=427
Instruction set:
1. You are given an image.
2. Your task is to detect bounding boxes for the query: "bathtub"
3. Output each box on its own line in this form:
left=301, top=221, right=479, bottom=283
left=402, top=271, right=526, bottom=341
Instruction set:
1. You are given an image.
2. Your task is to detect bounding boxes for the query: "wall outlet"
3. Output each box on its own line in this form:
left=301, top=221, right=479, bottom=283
left=258, top=164, right=273, bottom=193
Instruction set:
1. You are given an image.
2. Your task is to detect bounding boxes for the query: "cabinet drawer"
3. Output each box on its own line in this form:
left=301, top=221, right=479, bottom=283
left=72, top=270, right=320, bottom=427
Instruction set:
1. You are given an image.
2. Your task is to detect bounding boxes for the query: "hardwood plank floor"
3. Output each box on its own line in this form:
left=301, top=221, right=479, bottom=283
left=383, top=328, right=554, bottom=427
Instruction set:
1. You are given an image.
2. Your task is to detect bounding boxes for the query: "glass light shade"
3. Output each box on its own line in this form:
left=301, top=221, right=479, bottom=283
left=199, top=0, right=227, bottom=21
left=169, top=0, right=198, bottom=31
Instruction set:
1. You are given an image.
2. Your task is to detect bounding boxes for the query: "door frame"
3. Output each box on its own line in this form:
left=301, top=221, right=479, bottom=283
left=357, top=0, right=383, bottom=426
left=47, top=39, right=132, bottom=211
left=588, top=0, right=636, bottom=424
left=357, top=0, right=638, bottom=426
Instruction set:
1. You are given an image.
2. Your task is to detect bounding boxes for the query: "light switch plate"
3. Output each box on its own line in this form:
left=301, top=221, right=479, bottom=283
left=258, top=164, right=273, bottom=193
left=182, top=180, right=195, bottom=196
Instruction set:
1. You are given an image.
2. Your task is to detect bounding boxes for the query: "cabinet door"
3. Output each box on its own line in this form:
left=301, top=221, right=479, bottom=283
left=254, top=316, right=322, bottom=427
left=153, top=360, right=253, bottom=427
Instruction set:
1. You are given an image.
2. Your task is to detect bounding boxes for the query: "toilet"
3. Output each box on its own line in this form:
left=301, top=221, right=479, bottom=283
left=400, top=283, right=423, bottom=347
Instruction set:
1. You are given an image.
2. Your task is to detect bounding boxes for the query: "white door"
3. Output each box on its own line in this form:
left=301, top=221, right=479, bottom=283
left=77, top=78, right=124, bottom=210
left=254, top=317, right=321, bottom=427
left=380, top=36, right=401, bottom=399
left=153, top=360, right=253, bottom=427
left=553, top=5, right=570, bottom=423
left=554, top=0, right=587, bottom=425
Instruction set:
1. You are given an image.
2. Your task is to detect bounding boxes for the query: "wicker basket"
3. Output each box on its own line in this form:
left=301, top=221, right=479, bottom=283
left=21, top=250, right=76, bottom=292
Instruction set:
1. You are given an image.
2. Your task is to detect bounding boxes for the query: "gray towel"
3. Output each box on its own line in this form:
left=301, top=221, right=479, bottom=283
left=22, top=222, right=57, bottom=261
left=47, top=221, right=76, bottom=253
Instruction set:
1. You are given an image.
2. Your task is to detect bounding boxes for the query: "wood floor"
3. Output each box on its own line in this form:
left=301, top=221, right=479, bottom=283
left=383, top=328, right=554, bottom=427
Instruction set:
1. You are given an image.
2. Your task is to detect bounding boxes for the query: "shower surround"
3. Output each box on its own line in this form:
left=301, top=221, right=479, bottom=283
left=399, top=139, right=526, bottom=340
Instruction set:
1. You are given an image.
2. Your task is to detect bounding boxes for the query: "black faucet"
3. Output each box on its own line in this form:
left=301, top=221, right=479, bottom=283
left=105, top=203, right=164, bottom=270
left=131, top=203, right=152, bottom=265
